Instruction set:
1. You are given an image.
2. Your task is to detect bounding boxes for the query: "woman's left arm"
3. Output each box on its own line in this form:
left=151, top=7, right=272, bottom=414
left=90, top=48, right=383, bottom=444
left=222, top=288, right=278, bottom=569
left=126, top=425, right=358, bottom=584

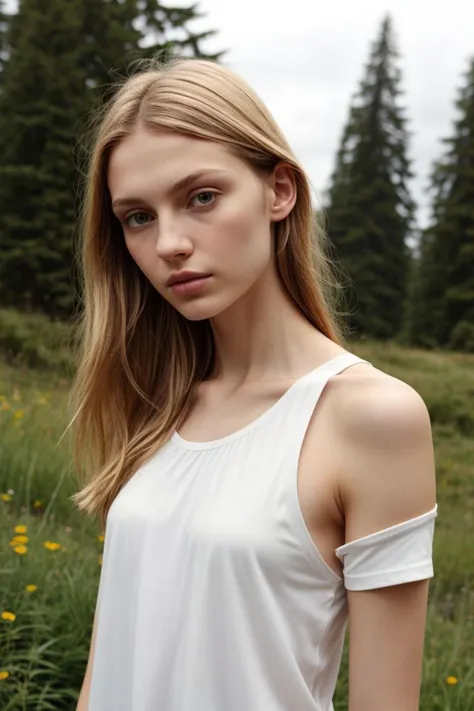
left=336, top=376, right=437, bottom=711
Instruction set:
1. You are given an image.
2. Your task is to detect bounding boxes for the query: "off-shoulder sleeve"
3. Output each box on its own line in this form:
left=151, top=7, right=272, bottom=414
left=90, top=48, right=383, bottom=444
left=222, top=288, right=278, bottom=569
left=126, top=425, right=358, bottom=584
left=335, top=504, right=438, bottom=591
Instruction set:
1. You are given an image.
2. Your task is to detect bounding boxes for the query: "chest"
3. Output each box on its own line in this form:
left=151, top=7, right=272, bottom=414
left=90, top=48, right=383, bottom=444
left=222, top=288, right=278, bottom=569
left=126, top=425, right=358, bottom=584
left=112, top=381, right=345, bottom=579
left=178, top=378, right=296, bottom=442
left=179, top=379, right=345, bottom=577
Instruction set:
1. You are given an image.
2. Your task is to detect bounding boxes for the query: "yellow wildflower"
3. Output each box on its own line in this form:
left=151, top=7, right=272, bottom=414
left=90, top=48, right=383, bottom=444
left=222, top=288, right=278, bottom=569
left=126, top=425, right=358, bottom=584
left=98, top=535, right=105, bottom=542
left=14, top=525, right=28, bottom=534
left=13, top=545, right=28, bottom=555
left=1, top=493, right=12, bottom=502
left=1, top=401, right=10, bottom=411
left=33, top=500, right=43, bottom=509
left=10, top=535, right=29, bottom=546
left=0, top=671, right=9, bottom=680
left=25, top=584, right=37, bottom=593
left=43, top=541, right=61, bottom=551
left=14, top=410, right=24, bottom=420
left=446, top=676, right=458, bottom=685
left=1, top=611, right=16, bottom=622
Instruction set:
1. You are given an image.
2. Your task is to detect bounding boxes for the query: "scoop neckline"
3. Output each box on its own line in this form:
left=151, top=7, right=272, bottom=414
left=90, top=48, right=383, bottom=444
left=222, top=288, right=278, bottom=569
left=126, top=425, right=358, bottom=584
left=171, top=351, right=357, bottom=451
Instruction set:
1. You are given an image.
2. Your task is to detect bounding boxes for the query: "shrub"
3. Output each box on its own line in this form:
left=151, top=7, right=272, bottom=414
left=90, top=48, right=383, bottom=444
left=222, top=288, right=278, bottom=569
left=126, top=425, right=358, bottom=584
left=0, top=309, right=73, bottom=373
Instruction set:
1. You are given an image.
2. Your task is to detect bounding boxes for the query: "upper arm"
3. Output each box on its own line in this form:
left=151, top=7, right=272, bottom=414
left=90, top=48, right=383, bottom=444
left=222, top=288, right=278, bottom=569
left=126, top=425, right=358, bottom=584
left=335, top=375, right=437, bottom=711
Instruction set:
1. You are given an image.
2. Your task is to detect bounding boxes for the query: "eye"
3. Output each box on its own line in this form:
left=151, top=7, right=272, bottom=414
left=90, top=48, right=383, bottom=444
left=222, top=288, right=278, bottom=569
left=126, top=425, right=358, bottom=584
left=124, top=212, right=153, bottom=228
left=189, top=191, right=216, bottom=208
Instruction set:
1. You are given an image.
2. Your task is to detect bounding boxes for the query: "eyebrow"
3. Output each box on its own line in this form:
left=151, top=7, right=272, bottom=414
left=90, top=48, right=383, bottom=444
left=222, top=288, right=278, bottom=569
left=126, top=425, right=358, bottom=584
left=111, top=169, right=230, bottom=209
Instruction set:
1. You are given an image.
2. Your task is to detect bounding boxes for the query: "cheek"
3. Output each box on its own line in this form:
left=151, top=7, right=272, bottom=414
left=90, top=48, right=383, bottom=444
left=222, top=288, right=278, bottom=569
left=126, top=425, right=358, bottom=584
left=124, top=237, right=163, bottom=289
left=211, top=198, right=272, bottom=264
left=125, top=238, right=148, bottom=272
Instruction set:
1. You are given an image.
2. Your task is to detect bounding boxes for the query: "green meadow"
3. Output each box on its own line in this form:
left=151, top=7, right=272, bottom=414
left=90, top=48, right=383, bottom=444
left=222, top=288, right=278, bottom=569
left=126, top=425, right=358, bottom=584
left=0, top=341, right=473, bottom=710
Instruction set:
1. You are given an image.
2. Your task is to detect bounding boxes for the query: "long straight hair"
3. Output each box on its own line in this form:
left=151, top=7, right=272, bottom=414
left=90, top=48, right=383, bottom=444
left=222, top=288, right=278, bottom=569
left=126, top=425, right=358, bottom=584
left=67, top=57, right=348, bottom=528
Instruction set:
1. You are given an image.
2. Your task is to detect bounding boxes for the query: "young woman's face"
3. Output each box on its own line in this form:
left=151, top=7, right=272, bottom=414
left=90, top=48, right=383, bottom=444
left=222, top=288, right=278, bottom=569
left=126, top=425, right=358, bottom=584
left=108, top=127, right=293, bottom=321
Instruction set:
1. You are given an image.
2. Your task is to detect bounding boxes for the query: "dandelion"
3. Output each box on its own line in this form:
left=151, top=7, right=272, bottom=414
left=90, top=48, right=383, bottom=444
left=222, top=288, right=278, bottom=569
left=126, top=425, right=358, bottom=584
left=2, top=493, right=12, bottom=502
left=44, top=541, right=61, bottom=551
left=25, top=584, right=37, bottom=593
left=10, top=535, right=29, bottom=546
left=13, top=545, right=28, bottom=555
left=7, top=489, right=14, bottom=496
left=14, top=525, right=28, bottom=534
left=98, top=535, right=105, bottom=543
left=446, top=676, right=458, bottom=685
left=1, top=401, right=10, bottom=411
left=33, top=500, right=43, bottom=509
left=1, top=611, right=16, bottom=622
left=0, top=671, right=9, bottom=680
left=14, top=410, right=24, bottom=420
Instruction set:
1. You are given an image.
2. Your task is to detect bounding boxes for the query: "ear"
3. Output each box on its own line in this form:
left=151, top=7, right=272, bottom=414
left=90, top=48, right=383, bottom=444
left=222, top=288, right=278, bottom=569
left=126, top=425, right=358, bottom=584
left=268, top=162, right=297, bottom=222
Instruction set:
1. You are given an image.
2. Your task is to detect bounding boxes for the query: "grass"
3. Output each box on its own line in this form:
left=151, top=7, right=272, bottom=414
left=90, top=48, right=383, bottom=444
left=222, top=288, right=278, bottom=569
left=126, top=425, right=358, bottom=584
left=0, top=340, right=473, bottom=710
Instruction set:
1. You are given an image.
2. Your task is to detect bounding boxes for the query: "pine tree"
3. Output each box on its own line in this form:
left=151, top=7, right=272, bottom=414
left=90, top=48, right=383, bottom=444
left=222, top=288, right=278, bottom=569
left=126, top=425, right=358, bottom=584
left=0, top=0, right=221, bottom=317
left=409, top=58, right=474, bottom=352
left=325, top=15, right=415, bottom=340
left=0, top=0, right=89, bottom=314
left=134, top=1, right=223, bottom=61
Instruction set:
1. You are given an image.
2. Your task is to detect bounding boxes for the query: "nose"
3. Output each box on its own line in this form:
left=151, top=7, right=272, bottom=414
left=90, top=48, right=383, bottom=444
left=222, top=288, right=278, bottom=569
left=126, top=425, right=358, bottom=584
left=154, top=217, right=194, bottom=262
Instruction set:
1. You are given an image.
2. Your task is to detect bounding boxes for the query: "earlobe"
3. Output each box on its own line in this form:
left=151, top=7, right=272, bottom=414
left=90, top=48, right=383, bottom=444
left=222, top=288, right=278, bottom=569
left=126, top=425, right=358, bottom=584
left=270, top=163, right=297, bottom=222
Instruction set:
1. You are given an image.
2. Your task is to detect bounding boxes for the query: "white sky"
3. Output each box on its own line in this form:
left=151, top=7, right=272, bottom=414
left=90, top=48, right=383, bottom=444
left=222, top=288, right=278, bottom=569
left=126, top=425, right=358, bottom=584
left=176, top=0, right=474, bottom=227
left=5, top=0, right=474, bottom=227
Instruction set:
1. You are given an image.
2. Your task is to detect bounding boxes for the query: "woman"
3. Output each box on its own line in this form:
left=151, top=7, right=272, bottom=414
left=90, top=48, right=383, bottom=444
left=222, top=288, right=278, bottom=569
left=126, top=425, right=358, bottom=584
left=72, top=57, right=437, bottom=711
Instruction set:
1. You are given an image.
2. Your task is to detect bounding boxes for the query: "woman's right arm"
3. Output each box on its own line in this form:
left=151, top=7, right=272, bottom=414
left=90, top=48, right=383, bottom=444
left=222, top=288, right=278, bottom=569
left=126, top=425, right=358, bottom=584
left=76, top=607, right=99, bottom=711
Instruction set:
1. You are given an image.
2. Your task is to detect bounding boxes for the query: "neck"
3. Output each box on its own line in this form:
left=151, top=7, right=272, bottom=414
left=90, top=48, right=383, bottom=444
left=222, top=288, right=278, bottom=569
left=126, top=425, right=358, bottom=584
left=209, top=264, right=340, bottom=385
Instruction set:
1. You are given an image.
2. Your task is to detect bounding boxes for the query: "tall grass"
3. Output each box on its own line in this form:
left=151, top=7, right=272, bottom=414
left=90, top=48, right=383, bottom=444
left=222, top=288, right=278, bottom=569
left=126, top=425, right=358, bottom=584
left=0, top=341, right=473, bottom=709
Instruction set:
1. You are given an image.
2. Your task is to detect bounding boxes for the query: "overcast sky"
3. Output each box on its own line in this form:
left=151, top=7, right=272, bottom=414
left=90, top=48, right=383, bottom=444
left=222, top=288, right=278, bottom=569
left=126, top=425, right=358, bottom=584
left=173, top=0, right=474, bottom=227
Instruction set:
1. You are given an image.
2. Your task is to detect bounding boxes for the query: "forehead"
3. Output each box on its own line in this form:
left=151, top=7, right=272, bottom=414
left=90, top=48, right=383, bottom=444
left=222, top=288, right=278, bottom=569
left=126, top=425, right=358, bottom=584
left=107, top=128, right=244, bottom=198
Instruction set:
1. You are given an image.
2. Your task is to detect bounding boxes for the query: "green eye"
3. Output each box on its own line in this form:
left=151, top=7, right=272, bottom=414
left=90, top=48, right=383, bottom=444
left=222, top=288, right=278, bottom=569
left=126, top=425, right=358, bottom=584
left=126, top=212, right=152, bottom=227
left=191, top=191, right=216, bottom=207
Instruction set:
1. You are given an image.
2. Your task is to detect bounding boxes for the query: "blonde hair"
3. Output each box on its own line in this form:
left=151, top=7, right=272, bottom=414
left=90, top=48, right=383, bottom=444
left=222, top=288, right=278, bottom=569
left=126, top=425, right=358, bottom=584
left=67, top=57, right=348, bottom=528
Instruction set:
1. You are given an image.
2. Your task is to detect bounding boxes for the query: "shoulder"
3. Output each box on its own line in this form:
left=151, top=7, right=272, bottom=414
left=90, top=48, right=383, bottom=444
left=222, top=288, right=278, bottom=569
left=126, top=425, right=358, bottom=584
left=323, top=361, right=436, bottom=540
left=328, top=363, right=432, bottom=450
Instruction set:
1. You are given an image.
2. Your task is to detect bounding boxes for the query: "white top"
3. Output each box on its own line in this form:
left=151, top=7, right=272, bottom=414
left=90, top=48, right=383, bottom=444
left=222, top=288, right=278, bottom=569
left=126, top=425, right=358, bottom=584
left=88, top=352, right=437, bottom=711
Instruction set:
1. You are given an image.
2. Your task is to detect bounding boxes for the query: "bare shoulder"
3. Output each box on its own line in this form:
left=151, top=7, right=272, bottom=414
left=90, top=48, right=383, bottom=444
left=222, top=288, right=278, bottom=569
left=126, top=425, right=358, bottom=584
left=327, top=362, right=432, bottom=449
left=323, top=361, right=436, bottom=539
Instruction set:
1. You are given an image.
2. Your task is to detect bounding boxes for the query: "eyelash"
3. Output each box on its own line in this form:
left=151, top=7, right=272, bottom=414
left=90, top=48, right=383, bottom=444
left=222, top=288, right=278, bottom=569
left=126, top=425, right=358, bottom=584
left=123, top=190, right=218, bottom=229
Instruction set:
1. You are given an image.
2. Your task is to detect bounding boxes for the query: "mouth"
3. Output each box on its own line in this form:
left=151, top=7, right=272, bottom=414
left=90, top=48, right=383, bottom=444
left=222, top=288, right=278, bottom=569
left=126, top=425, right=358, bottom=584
left=166, top=272, right=211, bottom=287
left=166, top=274, right=212, bottom=296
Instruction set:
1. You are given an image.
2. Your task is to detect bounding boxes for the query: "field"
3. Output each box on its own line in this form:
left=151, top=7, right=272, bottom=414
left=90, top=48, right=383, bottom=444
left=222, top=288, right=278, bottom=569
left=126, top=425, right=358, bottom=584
left=0, top=341, right=473, bottom=710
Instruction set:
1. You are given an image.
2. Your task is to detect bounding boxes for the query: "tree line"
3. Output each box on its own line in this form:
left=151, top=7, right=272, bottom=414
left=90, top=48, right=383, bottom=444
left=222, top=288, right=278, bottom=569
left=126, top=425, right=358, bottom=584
left=0, top=0, right=223, bottom=318
left=326, top=16, right=474, bottom=351
left=0, top=5, right=473, bottom=351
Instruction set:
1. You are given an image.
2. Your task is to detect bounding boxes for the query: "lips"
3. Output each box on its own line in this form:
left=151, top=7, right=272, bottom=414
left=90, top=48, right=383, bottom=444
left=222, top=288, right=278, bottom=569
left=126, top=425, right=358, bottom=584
left=166, top=272, right=211, bottom=287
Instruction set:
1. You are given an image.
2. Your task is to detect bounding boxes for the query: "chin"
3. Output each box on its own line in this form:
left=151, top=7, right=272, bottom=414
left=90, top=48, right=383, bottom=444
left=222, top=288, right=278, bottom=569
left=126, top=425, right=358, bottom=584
left=172, top=301, right=223, bottom=322
left=173, top=296, right=234, bottom=322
